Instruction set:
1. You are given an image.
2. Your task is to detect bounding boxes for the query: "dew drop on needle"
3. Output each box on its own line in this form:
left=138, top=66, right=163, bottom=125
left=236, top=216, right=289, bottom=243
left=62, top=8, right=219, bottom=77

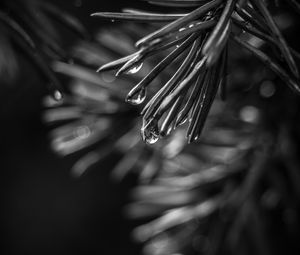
left=127, top=88, right=147, bottom=105
left=53, top=90, right=63, bottom=101
left=126, top=62, right=143, bottom=74
left=141, top=120, right=159, bottom=145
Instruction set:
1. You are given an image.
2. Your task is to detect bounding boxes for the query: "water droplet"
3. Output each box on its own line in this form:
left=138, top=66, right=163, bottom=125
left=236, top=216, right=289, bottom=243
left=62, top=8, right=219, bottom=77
left=127, top=88, right=146, bottom=105
left=239, top=105, right=259, bottom=123
left=141, top=120, right=159, bottom=144
left=101, top=71, right=116, bottom=83
left=126, top=62, right=143, bottom=74
left=53, top=90, right=63, bottom=101
left=75, top=125, right=91, bottom=139
left=177, top=116, right=187, bottom=126
left=260, top=80, right=276, bottom=98
left=111, top=19, right=115, bottom=22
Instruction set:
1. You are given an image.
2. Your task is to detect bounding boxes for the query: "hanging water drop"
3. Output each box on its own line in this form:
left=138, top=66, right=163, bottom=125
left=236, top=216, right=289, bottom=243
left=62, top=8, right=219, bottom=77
left=143, top=129, right=159, bottom=144
left=126, top=87, right=146, bottom=105
left=53, top=90, right=63, bottom=101
left=126, top=62, right=143, bottom=74
left=177, top=116, right=188, bottom=126
left=141, top=120, right=159, bottom=145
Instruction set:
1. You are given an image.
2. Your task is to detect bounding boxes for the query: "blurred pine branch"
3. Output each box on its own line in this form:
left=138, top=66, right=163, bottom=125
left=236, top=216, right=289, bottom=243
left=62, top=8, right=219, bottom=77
left=0, top=0, right=88, bottom=96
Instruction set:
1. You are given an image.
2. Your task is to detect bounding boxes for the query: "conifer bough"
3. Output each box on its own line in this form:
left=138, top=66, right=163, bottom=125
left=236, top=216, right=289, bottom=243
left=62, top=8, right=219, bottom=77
left=93, top=0, right=300, bottom=144
left=0, top=0, right=88, bottom=98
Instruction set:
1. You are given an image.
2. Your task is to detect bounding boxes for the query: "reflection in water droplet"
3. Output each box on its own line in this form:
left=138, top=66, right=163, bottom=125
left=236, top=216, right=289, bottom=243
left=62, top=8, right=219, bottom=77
left=127, top=87, right=146, bottom=105
left=126, top=62, right=143, bottom=74
left=141, top=120, right=159, bottom=144
left=53, top=90, right=63, bottom=101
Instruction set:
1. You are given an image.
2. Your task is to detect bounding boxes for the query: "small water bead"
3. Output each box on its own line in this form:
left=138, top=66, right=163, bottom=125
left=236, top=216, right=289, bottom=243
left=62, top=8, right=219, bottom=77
left=260, top=80, right=276, bottom=98
left=126, top=62, right=143, bottom=74
left=75, top=125, right=91, bottom=139
left=239, top=105, right=259, bottom=123
left=176, top=116, right=188, bottom=126
left=101, top=71, right=116, bottom=83
left=141, top=120, right=159, bottom=145
left=53, top=90, right=63, bottom=101
left=126, top=87, right=146, bottom=105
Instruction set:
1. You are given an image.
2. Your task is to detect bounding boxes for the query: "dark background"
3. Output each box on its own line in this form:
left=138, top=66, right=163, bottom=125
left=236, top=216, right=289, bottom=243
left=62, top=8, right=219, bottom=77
left=0, top=1, right=147, bottom=254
